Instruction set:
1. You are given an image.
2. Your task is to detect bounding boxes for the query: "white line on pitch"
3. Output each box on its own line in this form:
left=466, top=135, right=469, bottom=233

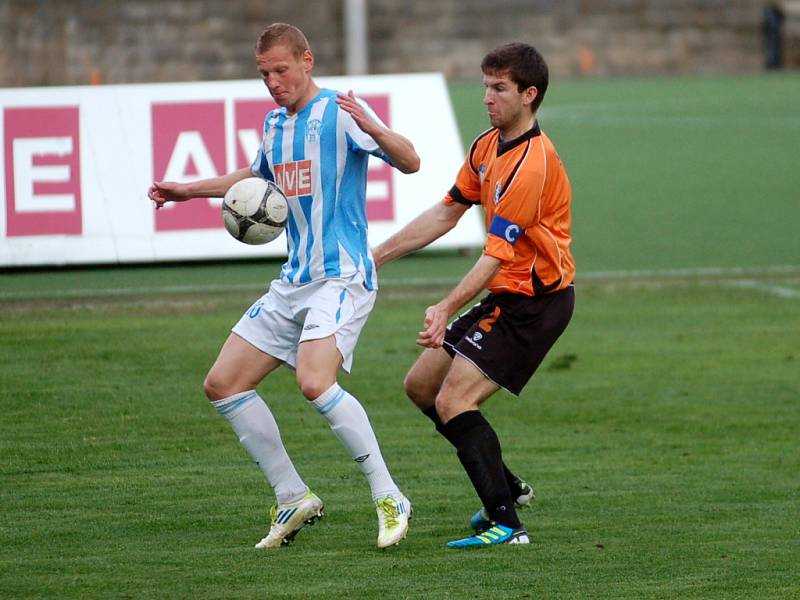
left=726, top=280, right=800, bottom=299
left=1, top=265, right=798, bottom=300
left=0, top=282, right=267, bottom=299
left=577, top=265, right=800, bottom=279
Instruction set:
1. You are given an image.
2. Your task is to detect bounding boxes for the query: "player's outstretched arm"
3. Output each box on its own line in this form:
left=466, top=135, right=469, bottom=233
left=147, top=167, right=252, bottom=209
left=335, top=90, right=420, bottom=174
left=417, top=253, right=501, bottom=348
left=373, top=201, right=468, bottom=269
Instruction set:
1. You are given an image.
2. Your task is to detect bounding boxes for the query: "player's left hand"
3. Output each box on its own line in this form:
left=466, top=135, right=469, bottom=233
left=417, top=303, right=449, bottom=348
left=336, top=90, right=380, bottom=136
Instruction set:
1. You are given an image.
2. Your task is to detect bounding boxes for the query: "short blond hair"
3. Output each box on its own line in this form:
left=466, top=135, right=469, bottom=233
left=255, top=23, right=310, bottom=58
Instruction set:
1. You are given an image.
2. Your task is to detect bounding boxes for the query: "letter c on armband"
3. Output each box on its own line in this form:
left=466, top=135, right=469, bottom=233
left=489, top=215, right=523, bottom=245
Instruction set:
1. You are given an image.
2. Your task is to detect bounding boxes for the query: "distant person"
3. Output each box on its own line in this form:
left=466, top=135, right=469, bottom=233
left=374, top=42, right=574, bottom=548
left=147, top=22, right=419, bottom=549
left=763, top=2, right=785, bottom=69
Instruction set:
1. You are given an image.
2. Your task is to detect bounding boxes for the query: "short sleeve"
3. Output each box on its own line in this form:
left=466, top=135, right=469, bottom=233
left=443, top=152, right=481, bottom=208
left=344, top=97, right=393, bottom=165
left=484, top=220, right=519, bottom=261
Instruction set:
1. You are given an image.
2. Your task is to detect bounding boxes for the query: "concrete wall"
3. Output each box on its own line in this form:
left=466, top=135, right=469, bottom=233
left=0, top=0, right=777, bottom=87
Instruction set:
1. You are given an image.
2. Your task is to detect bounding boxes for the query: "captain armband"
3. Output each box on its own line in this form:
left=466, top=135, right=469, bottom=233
left=488, top=215, right=524, bottom=244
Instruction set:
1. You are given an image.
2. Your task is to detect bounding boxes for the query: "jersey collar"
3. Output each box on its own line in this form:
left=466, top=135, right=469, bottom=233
left=497, top=121, right=541, bottom=156
left=282, top=89, right=329, bottom=118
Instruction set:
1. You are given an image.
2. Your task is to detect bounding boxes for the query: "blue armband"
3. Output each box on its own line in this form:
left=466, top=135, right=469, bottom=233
left=488, top=215, right=523, bottom=244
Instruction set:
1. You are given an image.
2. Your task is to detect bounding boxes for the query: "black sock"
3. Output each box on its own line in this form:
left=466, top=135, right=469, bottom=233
left=422, top=406, right=525, bottom=500
left=504, top=467, right=526, bottom=498
left=441, top=410, right=521, bottom=529
left=422, top=406, right=452, bottom=440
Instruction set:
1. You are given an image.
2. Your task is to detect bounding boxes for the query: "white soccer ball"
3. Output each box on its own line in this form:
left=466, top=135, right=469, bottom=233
left=222, top=177, right=289, bottom=245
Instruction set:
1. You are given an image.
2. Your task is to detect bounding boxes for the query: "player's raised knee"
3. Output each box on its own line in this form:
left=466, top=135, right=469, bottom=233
left=203, top=371, right=232, bottom=401
left=403, top=371, right=433, bottom=408
left=296, top=376, right=331, bottom=401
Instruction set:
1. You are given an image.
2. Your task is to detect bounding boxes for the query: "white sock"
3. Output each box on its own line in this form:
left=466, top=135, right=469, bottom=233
left=212, top=390, right=307, bottom=505
left=311, top=383, right=400, bottom=501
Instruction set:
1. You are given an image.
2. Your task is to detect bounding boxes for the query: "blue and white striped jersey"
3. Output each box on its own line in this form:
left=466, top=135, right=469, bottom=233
left=250, top=89, right=392, bottom=291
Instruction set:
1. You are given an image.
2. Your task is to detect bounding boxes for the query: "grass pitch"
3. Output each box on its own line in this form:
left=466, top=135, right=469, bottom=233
left=1, top=72, right=799, bottom=598
left=1, top=259, right=798, bottom=599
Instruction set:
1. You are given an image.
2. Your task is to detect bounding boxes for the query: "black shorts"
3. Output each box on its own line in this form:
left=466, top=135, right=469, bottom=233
left=443, top=285, right=574, bottom=396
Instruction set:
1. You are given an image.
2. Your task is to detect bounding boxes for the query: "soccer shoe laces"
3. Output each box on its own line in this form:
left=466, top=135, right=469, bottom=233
left=269, top=504, right=278, bottom=526
left=377, top=497, right=400, bottom=529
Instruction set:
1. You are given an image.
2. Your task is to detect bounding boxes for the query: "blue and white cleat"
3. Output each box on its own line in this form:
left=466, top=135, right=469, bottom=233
left=447, top=524, right=530, bottom=548
left=255, top=489, right=324, bottom=548
left=469, top=507, right=494, bottom=533
left=376, top=493, right=412, bottom=548
left=469, top=479, right=535, bottom=533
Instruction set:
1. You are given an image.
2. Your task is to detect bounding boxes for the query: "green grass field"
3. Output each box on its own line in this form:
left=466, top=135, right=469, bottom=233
left=1, top=73, right=799, bottom=599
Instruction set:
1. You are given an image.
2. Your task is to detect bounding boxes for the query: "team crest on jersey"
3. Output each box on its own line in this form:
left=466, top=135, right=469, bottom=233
left=494, top=181, right=502, bottom=205
left=306, top=119, right=322, bottom=143
left=479, top=164, right=487, bottom=184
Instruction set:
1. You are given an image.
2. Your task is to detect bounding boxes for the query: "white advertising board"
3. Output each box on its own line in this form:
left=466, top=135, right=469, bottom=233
left=0, top=73, right=483, bottom=267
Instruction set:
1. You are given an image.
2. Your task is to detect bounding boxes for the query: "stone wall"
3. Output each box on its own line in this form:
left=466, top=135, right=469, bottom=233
left=0, top=0, right=778, bottom=87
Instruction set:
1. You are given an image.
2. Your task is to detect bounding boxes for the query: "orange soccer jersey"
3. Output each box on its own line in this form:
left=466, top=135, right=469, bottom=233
left=444, top=122, right=575, bottom=296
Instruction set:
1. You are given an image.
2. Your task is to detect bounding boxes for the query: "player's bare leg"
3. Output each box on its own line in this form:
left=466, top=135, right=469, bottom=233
left=404, top=347, right=453, bottom=410
left=204, top=333, right=320, bottom=548
left=298, top=336, right=411, bottom=548
left=295, top=335, right=341, bottom=400
left=433, top=354, right=498, bottom=422
left=204, top=333, right=282, bottom=400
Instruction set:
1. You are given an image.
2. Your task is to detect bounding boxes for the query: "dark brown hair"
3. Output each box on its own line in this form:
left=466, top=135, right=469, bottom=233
left=481, top=43, right=549, bottom=112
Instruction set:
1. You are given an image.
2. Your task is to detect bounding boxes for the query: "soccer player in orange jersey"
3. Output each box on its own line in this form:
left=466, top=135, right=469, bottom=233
left=374, top=43, right=575, bottom=548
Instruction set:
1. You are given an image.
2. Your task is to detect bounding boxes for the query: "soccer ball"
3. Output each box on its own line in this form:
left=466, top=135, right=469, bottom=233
left=222, top=177, right=289, bottom=245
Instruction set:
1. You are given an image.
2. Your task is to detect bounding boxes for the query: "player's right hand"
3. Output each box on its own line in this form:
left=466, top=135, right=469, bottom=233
left=417, top=303, right=448, bottom=348
left=147, top=181, right=188, bottom=209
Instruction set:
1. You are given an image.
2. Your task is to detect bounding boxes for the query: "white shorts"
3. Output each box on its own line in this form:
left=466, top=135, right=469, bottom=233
left=231, top=275, right=376, bottom=373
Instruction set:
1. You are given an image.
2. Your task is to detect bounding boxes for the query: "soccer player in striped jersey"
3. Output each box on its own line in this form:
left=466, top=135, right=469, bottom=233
left=147, top=23, right=418, bottom=549
left=374, top=43, right=574, bottom=548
